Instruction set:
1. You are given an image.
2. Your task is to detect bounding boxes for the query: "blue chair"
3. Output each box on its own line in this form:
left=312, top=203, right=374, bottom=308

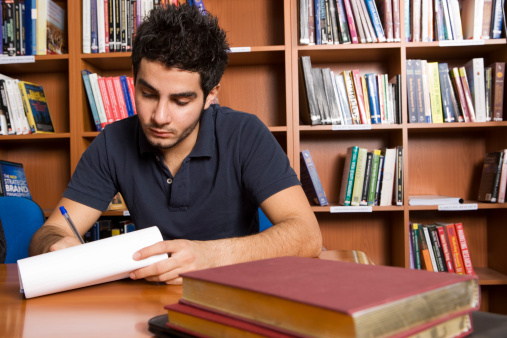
left=0, top=197, right=45, bottom=263
left=258, top=208, right=273, bottom=232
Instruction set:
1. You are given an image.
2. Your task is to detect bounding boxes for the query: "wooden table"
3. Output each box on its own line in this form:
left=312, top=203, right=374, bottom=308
left=0, top=264, right=182, bottom=338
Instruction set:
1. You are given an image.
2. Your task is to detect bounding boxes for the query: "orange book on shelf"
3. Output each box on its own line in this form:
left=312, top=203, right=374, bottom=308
left=454, top=223, right=474, bottom=275
left=441, top=223, right=465, bottom=274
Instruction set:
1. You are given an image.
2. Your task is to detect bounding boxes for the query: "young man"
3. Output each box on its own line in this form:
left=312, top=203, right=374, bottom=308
left=29, top=4, right=321, bottom=284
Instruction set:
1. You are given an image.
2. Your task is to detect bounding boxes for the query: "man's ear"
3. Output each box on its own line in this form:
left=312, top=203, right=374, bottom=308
left=204, top=84, right=221, bottom=109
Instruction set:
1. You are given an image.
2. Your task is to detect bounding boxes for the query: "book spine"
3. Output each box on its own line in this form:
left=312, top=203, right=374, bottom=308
left=412, top=0, right=421, bottom=41
left=383, top=0, right=394, bottom=42
left=358, top=0, right=375, bottom=43
left=342, top=0, right=359, bottom=43
left=428, top=62, right=444, bottom=123
left=0, top=80, right=15, bottom=134
left=300, top=56, right=322, bottom=125
left=300, top=149, right=329, bottom=206
left=96, top=0, right=106, bottom=53
left=374, top=154, right=384, bottom=205
left=88, top=73, right=108, bottom=128
left=308, top=0, right=315, bottom=45
left=127, top=76, right=136, bottom=115
left=411, top=223, right=422, bottom=269
left=366, top=73, right=381, bottom=124
left=300, top=0, right=309, bottom=44
left=342, top=146, right=359, bottom=205
left=490, top=0, right=505, bottom=38
left=454, top=223, right=474, bottom=275
left=351, top=147, right=367, bottom=206
left=420, top=60, right=432, bottom=123
left=458, top=67, right=476, bottom=122
left=429, top=226, right=447, bottom=272
left=105, top=77, right=121, bottom=121
left=81, top=70, right=102, bottom=131
left=113, top=76, right=128, bottom=119
left=8, top=79, right=29, bottom=135
left=436, top=225, right=455, bottom=272
left=3, top=2, right=15, bottom=56
left=367, top=150, right=381, bottom=205
left=406, top=60, right=418, bottom=123
left=450, top=67, right=470, bottom=122
left=361, top=76, right=371, bottom=122
left=114, top=0, right=121, bottom=51
left=14, top=0, right=20, bottom=56
left=120, top=75, right=134, bottom=116
left=364, top=0, right=386, bottom=42
left=465, top=58, right=487, bottom=122
left=327, top=0, right=340, bottom=44
left=418, top=225, right=434, bottom=271
left=485, top=66, right=493, bottom=121
left=352, top=69, right=368, bottom=124
left=379, top=148, right=396, bottom=206
left=17, top=82, right=36, bottom=134
left=482, top=0, right=494, bottom=38
left=404, top=0, right=410, bottom=41
left=335, top=0, right=351, bottom=43
left=422, top=226, right=438, bottom=271
left=104, top=0, right=109, bottom=52
left=376, top=74, right=386, bottom=122
left=108, top=0, right=115, bottom=51
left=90, top=0, right=98, bottom=53
left=343, top=70, right=361, bottom=124
left=438, top=63, right=456, bottom=122
left=414, top=60, right=427, bottom=123
left=349, top=0, right=366, bottom=43
left=360, top=152, right=373, bottom=205
left=336, top=74, right=353, bottom=124
left=492, top=62, right=505, bottom=121
left=395, top=145, right=403, bottom=205
left=98, top=77, right=115, bottom=124
left=445, top=224, right=465, bottom=274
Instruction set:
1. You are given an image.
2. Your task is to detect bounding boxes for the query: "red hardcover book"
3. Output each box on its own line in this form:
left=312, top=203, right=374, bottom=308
left=179, top=256, right=479, bottom=338
left=112, top=76, right=128, bottom=119
left=166, top=302, right=294, bottom=338
left=437, top=225, right=455, bottom=273
left=342, top=0, right=359, bottom=43
left=97, top=77, right=114, bottom=124
left=444, top=223, right=466, bottom=274
left=105, top=77, right=121, bottom=122
left=454, top=223, right=474, bottom=275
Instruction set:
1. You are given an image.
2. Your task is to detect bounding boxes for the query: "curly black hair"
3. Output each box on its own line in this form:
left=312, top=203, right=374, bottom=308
left=131, top=4, right=229, bottom=98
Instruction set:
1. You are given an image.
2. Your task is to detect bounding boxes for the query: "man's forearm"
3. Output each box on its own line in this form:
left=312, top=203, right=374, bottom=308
left=28, top=225, right=68, bottom=256
left=209, top=218, right=322, bottom=267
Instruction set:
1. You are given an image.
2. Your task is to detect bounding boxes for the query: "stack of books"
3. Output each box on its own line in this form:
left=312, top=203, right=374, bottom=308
left=164, top=256, right=480, bottom=337
left=409, top=222, right=474, bottom=275
left=299, top=0, right=401, bottom=45
left=300, top=56, right=402, bottom=126
left=81, top=70, right=136, bottom=132
left=406, top=59, right=505, bottom=124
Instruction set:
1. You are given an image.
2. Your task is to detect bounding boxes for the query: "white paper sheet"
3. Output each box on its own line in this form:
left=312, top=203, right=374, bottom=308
left=17, top=226, right=168, bottom=298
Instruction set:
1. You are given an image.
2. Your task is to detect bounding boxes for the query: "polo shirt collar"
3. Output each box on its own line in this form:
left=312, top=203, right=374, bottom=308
left=137, top=104, right=216, bottom=158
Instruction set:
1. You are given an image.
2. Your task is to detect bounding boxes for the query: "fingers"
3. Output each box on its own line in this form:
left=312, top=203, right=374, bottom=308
left=132, top=241, right=171, bottom=261
left=129, top=258, right=180, bottom=282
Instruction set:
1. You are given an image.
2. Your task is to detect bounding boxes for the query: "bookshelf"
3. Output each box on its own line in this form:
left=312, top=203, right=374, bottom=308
left=0, top=0, right=505, bottom=313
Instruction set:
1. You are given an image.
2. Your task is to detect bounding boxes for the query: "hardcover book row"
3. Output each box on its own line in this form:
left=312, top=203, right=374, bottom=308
left=301, top=146, right=403, bottom=207
left=299, top=0, right=401, bottom=45
left=0, top=74, right=55, bottom=135
left=81, top=70, right=136, bottom=131
left=477, top=150, right=507, bottom=203
left=300, top=56, right=401, bottom=126
left=0, top=0, right=66, bottom=56
left=406, top=59, right=505, bottom=123
left=82, top=0, right=205, bottom=54
left=409, top=222, right=474, bottom=276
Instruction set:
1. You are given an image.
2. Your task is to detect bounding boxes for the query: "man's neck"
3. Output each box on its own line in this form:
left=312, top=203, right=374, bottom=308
left=161, top=123, right=200, bottom=176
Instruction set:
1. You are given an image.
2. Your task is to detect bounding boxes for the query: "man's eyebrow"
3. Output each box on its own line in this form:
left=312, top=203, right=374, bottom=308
left=137, top=78, right=197, bottom=99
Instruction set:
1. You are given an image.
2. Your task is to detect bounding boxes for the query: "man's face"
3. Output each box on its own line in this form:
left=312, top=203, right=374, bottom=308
left=134, top=59, right=214, bottom=151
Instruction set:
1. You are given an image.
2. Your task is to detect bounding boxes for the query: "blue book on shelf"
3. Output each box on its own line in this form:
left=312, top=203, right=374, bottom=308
left=490, top=0, right=505, bottom=39
left=120, top=75, right=134, bottom=117
left=314, top=0, right=322, bottom=45
left=25, top=0, right=37, bottom=55
left=366, top=73, right=381, bottom=124
left=81, top=69, right=102, bottom=131
left=364, top=0, right=386, bottom=42
left=300, top=149, right=328, bottom=206
left=90, top=0, right=98, bottom=53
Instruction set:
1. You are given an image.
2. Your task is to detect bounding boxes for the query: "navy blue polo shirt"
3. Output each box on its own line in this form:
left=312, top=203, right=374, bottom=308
left=64, top=104, right=300, bottom=240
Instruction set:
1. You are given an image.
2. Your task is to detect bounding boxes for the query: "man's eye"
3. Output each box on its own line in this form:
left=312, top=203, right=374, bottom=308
left=175, top=100, right=189, bottom=106
left=142, top=92, right=155, bottom=98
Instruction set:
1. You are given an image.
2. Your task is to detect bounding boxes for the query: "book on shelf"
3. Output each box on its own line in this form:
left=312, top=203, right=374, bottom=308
left=461, top=0, right=484, bottom=40
left=18, top=81, right=55, bottom=134
left=410, top=223, right=422, bottom=269
left=359, top=151, right=373, bottom=205
left=394, top=145, right=403, bottom=205
left=422, top=224, right=439, bottom=272
left=497, top=149, right=507, bottom=203
left=427, top=62, right=444, bottom=123
left=176, top=256, right=480, bottom=338
left=490, top=62, right=505, bottom=121
left=490, top=0, right=506, bottom=38
left=300, top=149, right=328, bottom=206
left=450, top=67, right=471, bottom=122
left=81, top=70, right=104, bottom=130
left=464, top=58, right=487, bottom=123
left=454, top=222, right=474, bottom=275
left=438, top=63, right=457, bottom=122
left=350, top=147, right=368, bottom=206
left=437, top=222, right=466, bottom=274
left=367, top=149, right=381, bottom=205
left=408, top=195, right=464, bottom=206
left=436, top=224, right=456, bottom=273
left=339, top=145, right=359, bottom=206
left=379, top=147, right=396, bottom=206
left=428, top=224, right=449, bottom=272
left=17, top=226, right=168, bottom=298
left=478, top=151, right=504, bottom=202
left=0, top=160, right=31, bottom=199
left=107, top=192, right=127, bottom=211
left=47, top=0, right=66, bottom=54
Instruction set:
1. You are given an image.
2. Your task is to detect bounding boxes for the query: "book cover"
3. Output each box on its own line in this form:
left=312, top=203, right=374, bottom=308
left=490, top=62, right=505, bottom=121
left=436, top=224, right=455, bottom=273
left=367, top=149, right=381, bottom=205
left=98, top=77, right=115, bottom=124
left=126, top=76, right=136, bottom=115
left=379, top=147, right=396, bottom=206
left=406, top=60, right=419, bottom=123
left=339, top=145, right=359, bottom=206
left=120, top=75, right=135, bottom=116
left=350, top=147, right=367, bottom=206
left=411, top=223, right=422, bottom=269
left=0, top=160, right=31, bottom=199
left=300, top=149, right=329, bottom=206
left=422, top=225, right=439, bottom=272
left=46, top=0, right=65, bottom=54
left=18, top=81, right=55, bottom=134
left=464, top=58, right=487, bottom=122
left=105, top=76, right=121, bottom=121
left=428, top=225, right=448, bottom=272
left=366, top=73, right=381, bottom=124
left=112, top=76, right=128, bottom=119
left=441, top=223, right=466, bottom=274
left=454, top=222, right=474, bottom=275
left=81, top=69, right=103, bottom=131
left=478, top=151, right=504, bottom=202
left=179, top=256, right=480, bottom=338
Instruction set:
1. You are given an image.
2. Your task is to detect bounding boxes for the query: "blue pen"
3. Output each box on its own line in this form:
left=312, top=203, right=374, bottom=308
left=59, top=206, right=85, bottom=244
